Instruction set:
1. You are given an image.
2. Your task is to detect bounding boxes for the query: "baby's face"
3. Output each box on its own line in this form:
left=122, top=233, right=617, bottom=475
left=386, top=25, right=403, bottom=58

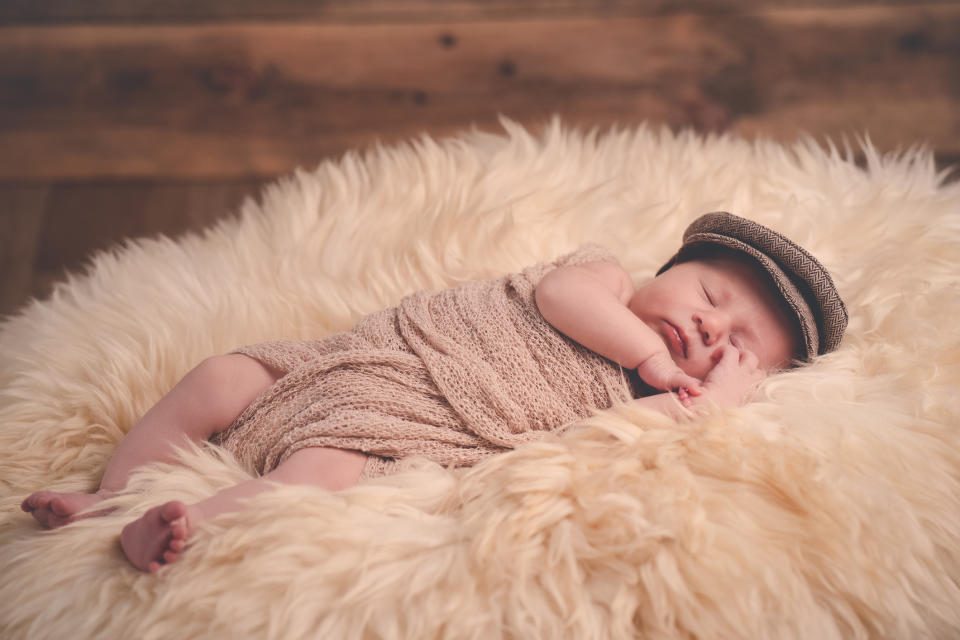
left=628, top=254, right=799, bottom=380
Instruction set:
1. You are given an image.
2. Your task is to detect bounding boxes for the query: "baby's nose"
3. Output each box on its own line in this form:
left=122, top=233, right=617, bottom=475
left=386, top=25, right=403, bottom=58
left=696, top=313, right=727, bottom=345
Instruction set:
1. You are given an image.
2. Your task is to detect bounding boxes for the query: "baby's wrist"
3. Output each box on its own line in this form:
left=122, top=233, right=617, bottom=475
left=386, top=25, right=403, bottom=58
left=634, top=350, right=671, bottom=374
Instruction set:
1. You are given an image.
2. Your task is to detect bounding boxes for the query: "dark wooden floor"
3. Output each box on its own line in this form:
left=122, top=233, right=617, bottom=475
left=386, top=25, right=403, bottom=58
left=2, top=1, right=958, bottom=318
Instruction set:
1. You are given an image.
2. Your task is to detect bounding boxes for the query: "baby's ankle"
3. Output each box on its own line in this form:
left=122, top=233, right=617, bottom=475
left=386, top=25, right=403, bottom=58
left=184, top=502, right=206, bottom=527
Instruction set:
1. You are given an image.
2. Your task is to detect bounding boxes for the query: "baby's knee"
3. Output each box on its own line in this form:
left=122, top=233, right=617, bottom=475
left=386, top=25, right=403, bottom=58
left=188, top=354, right=282, bottom=426
left=194, top=353, right=279, bottom=385
left=270, top=448, right=368, bottom=491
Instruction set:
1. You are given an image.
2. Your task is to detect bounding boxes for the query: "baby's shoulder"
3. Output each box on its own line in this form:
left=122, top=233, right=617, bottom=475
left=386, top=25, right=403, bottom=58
left=552, top=243, right=619, bottom=268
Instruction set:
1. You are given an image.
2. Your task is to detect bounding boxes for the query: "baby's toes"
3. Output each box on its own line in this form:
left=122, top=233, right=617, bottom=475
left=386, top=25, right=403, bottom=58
left=170, top=522, right=188, bottom=541
left=21, top=491, right=49, bottom=512
left=159, top=501, right=187, bottom=525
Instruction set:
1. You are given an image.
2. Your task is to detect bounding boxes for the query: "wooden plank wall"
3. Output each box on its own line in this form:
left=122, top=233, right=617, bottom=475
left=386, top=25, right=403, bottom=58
left=2, top=1, right=958, bottom=317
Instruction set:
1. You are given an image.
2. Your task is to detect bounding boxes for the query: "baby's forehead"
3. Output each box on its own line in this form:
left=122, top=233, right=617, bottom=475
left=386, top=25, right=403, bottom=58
left=681, top=247, right=772, bottom=285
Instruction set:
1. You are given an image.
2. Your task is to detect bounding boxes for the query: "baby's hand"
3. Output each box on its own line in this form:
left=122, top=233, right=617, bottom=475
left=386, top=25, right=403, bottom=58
left=636, top=351, right=703, bottom=397
left=693, top=344, right=766, bottom=409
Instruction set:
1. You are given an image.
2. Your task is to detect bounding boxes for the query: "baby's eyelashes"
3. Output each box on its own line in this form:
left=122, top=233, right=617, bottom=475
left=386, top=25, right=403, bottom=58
left=700, top=282, right=716, bottom=307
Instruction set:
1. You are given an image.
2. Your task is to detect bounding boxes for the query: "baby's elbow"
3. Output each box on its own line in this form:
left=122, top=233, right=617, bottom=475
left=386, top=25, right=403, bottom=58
left=536, top=271, right=584, bottom=322
left=534, top=276, right=563, bottom=317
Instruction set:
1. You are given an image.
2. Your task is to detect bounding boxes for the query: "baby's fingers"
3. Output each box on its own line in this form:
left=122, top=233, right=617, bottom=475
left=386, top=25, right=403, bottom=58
left=714, top=344, right=740, bottom=365
left=677, top=374, right=703, bottom=396
left=677, top=387, right=695, bottom=407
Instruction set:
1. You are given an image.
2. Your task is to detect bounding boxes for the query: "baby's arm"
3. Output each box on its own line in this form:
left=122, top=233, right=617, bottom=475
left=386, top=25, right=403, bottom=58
left=535, top=260, right=701, bottom=393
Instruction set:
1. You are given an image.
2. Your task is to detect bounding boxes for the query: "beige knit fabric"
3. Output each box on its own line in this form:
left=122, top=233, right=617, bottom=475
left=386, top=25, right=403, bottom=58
left=211, top=244, right=641, bottom=480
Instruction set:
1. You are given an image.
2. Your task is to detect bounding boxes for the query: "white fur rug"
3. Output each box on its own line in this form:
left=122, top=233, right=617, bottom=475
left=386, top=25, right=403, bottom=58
left=1, top=119, right=958, bottom=639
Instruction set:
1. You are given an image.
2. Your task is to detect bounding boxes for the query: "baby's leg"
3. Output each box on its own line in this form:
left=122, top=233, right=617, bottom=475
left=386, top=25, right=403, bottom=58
left=120, top=446, right=367, bottom=572
left=22, top=354, right=282, bottom=529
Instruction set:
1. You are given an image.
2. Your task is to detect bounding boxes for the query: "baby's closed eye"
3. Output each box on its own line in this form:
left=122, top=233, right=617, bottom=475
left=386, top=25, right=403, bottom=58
left=700, top=282, right=715, bottom=306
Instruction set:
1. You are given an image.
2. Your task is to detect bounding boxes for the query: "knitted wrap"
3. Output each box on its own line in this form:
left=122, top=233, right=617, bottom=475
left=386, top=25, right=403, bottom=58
left=211, top=244, right=640, bottom=480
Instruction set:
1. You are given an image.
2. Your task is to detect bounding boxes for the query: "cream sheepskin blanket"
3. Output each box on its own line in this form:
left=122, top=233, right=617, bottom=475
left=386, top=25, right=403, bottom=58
left=0, top=119, right=958, bottom=639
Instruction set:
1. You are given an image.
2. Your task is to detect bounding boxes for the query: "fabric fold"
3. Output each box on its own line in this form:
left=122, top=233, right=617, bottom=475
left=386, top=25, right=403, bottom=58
left=211, top=243, right=640, bottom=478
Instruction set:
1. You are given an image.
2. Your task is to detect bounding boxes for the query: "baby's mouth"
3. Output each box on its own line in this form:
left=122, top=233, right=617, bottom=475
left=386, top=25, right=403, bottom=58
left=665, top=321, right=688, bottom=359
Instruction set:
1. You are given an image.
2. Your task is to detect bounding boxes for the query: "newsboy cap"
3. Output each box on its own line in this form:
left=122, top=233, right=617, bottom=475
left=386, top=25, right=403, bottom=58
left=658, top=212, right=848, bottom=361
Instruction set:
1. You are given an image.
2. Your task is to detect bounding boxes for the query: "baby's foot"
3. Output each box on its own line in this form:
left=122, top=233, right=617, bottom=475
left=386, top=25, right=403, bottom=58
left=21, top=490, right=111, bottom=529
left=120, top=501, right=198, bottom=573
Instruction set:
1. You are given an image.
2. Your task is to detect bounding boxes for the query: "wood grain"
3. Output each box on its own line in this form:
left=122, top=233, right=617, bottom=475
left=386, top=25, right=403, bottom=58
left=0, top=180, right=263, bottom=317
left=1, top=4, right=956, bottom=180
left=1, top=2, right=957, bottom=317
left=0, top=186, right=49, bottom=317
left=33, top=179, right=265, bottom=270
left=0, top=0, right=951, bottom=24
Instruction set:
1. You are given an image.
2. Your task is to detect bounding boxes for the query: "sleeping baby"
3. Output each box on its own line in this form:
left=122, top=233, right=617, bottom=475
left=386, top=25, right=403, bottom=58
left=21, top=211, right=847, bottom=572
